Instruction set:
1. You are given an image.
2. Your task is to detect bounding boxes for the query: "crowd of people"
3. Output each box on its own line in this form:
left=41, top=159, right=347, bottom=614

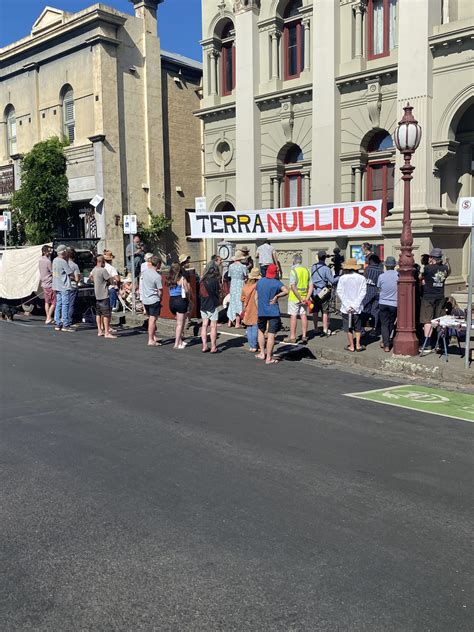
left=38, top=237, right=463, bottom=363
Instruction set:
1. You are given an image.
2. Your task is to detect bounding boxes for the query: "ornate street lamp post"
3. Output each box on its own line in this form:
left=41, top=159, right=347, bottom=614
left=393, top=103, right=422, bottom=356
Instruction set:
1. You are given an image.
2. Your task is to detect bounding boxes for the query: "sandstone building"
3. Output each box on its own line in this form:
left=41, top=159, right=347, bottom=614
left=0, top=1, right=203, bottom=265
left=198, top=0, right=474, bottom=290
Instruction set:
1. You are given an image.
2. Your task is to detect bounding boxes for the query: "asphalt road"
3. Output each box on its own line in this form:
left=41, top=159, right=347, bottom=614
left=1, top=319, right=472, bottom=631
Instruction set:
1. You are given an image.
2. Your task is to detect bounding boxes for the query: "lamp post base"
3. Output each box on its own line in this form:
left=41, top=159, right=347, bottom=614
left=393, top=267, right=419, bottom=356
left=393, top=332, right=419, bottom=356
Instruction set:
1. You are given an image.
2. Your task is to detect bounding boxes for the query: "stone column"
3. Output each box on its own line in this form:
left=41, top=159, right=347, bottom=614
left=235, top=0, right=261, bottom=210
left=209, top=49, right=218, bottom=96
left=311, top=0, right=340, bottom=203
left=270, top=30, right=280, bottom=79
left=303, top=17, right=311, bottom=72
left=395, top=0, right=442, bottom=215
left=354, top=165, right=364, bottom=201
left=354, top=2, right=366, bottom=58
left=272, top=176, right=280, bottom=209
left=303, top=171, right=311, bottom=205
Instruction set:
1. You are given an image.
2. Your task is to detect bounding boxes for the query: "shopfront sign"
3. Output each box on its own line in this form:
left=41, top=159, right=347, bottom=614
left=188, top=200, right=382, bottom=240
left=0, top=165, right=14, bottom=198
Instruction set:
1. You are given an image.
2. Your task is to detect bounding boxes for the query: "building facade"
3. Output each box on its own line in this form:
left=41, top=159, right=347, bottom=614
left=0, top=0, right=203, bottom=265
left=199, top=0, right=474, bottom=289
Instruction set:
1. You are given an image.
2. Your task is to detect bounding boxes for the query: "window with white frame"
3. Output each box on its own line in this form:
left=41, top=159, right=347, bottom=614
left=5, top=106, right=17, bottom=156
left=62, top=87, right=75, bottom=143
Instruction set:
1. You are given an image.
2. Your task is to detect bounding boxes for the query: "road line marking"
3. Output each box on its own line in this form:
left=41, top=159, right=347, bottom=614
left=345, top=385, right=474, bottom=423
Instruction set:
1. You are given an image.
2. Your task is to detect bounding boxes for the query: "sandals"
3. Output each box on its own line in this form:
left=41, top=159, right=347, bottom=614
left=344, top=345, right=355, bottom=352
left=282, top=338, right=297, bottom=344
left=266, top=358, right=279, bottom=364
left=356, top=346, right=366, bottom=352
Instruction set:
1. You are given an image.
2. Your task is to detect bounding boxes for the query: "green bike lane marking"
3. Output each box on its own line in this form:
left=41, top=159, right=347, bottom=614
left=345, top=385, right=474, bottom=423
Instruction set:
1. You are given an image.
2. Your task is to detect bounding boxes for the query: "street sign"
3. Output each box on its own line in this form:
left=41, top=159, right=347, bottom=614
left=0, top=213, right=11, bottom=232
left=195, top=196, right=207, bottom=212
left=458, top=197, right=474, bottom=226
left=123, top=214, right=137, bottom=235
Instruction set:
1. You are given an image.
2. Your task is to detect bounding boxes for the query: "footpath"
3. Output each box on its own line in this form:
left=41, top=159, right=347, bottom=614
left=121, top=312, right=473, bottom=391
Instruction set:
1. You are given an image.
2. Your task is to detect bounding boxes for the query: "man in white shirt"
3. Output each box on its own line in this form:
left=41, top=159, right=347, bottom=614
left=141, top=255, right=163, bottom=346
left=256, top=239, right=279, bottom=278
left=336, top=258, right=367, bottom=352
left=103, top=250, right=121, bottom=311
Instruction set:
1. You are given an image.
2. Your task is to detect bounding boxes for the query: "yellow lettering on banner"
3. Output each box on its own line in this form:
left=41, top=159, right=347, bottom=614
left=224, top=215, right=237, bottom=233
left=237, top=215, right=251, bottom=232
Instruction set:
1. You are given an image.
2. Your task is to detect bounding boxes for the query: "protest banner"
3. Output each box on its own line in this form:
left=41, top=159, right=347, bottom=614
left=189, top=200, right=382, bottom=240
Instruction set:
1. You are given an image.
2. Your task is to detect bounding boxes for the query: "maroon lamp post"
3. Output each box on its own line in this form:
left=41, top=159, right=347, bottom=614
left=392, top=103, right=422, bottom=356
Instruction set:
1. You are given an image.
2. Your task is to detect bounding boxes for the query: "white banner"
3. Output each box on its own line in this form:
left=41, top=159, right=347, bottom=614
left=189, top=200, right=382, bottom=240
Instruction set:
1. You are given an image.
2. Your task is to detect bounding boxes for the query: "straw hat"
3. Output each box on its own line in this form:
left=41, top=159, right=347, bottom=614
left=179, top=253, right=190, bottom=264
left=233, top=249, right=247, bottom=262
left=342, top=258, right=362, bottom=271
left=103, top=249, right=115, bottom=261
left=248, top=267, right=261, bottom=280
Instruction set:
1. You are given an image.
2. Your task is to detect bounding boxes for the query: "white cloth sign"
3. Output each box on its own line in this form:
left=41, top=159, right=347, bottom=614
left=189, top=200, right=382, bottom=240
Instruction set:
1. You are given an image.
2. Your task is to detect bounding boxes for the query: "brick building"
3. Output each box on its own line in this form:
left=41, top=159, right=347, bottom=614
left=0, top=0, right=203, bottom=265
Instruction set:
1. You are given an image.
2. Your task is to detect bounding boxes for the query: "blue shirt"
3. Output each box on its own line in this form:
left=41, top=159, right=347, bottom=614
left=377, top=269, right=399, bottom=307
left=256, top=278, right=283, bottom=317
left=311, top=263, right=335, bottom=291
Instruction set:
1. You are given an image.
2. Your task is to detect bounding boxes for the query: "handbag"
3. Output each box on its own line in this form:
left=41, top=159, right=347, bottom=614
left=312, top=264, right=332, bottom=301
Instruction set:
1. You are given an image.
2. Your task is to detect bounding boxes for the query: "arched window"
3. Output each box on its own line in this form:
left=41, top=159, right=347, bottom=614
left=219, top=21, right=235, bottom=96
left=283, top=144, right=304, bottom=207
left=283, top=0, right=304, bottom=80
left=5, top=106, right=17, bottom=156
left=367, top=0, right=397, bottom=60
left=366, top=130, right=394, bottom=221
left=61, top=86, right=75, bottom=143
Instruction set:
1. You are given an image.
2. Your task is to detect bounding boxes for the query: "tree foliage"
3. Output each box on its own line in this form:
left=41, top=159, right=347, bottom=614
left=10, top=137, right=70, bottom=244
left=138, top=209, right=172, bottom=251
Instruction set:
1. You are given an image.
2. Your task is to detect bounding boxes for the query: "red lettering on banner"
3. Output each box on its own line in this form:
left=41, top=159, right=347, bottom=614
left=314, top=209, right=332, bottom=231
left=267, top=212, right=283, bottom=233
left=297, top=211, right=314, bottom=231
left=359, top=205, right=377, bottom=229
left=339, top=206, right=359, bottom=230
left=332, top=207, right=339, bottom=230
left=282, top=211, right=298, bottom=232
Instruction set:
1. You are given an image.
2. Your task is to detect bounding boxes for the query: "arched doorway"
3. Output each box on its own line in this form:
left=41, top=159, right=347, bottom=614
left=214, top=201, right=236, bottom=213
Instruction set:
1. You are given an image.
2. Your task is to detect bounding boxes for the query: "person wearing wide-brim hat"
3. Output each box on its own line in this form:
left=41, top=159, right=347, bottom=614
left=239, top=245, right=254, bottom=272
left=227, top=250, right=248, bottom=327
left=241, top=267, right=261, bottom=352
left=336, top=258, right=367, bottom=352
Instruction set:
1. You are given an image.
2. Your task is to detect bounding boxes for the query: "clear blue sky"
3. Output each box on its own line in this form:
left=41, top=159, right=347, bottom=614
left=0, top=0, right=202, bottom=61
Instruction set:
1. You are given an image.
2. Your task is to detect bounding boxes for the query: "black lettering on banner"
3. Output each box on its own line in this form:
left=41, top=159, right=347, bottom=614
left=237, top=214, right=251, bottom=233
left=253, top=214, right=265, bottom=233
left=211, top=215, right=224, bottom=233
left=224, top=215, right=237, bottom=233
left=197, top=214, right=209, bottom=232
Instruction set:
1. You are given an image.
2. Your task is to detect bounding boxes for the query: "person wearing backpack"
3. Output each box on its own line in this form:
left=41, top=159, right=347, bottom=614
left=200, top=262, right=222, bottom=353
left=311, top=251, right=335, bottom=337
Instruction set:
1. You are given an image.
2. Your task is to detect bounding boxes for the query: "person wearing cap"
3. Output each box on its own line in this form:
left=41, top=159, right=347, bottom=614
left=241, top=267, right=261, bottom=352
left=103, top=250, right=120, bottom=312
left=141, top=255, right=163, bottom=347
left=284, top=254, right=312, bottom=344
left=420, top=248, right=450, bottom=350
left=141, top=252, right=154, bottom=275
left=256, top=263, right=289, bottom=364
left=89, top=255, right=117, bottom=339
left=179, top=253, right=191, bottom=279
left=377, top=256, right=399, bottom=352
left=52, top=244, right=74, bottom=332
left=226, top=251, right=248, bottom=328
left=310, top=250, right=335, bottom=337
left=336, top=258, right=367, bottom=352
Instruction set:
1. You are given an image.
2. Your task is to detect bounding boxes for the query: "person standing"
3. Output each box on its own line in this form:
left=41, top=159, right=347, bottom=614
left=126, top=235, right=144, bottom=280
left=240, top=246, right=254, bottom=273
left=241, top=267, right=261, bottom=352
left=310, top=251, right=335, bottom=337
left=89, top=255, right=116, bottom=339
left=141, top=255, right=163, bottom=347
left=362, top=242, right=373, bottom=269
left=336, top=258, right=367, bottom=353
left=331, top=247, right=344, bottom=277
left=362, top=253, right=383, bottom=335
left=66, top=247, right=81, bottom=325
left=420, top=248, right=450, bottom=351
left=38, top=245, right=56, bottom=324
left=199, top=262, right=221, bottom=353
left=52, top=244, right=74, bottom=332
left=167, top=262, right=190, bottom=349
left=284, top=254, right=312, bottom=344
left=103, top=250, right=121, bottom=311
left=256, top=264, right=289, bottom=364
left=256, top=239, right=279, bottom=278
left=226, top=252, right=248, bottom=328
left=377, top=256, right=399, bottom=352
